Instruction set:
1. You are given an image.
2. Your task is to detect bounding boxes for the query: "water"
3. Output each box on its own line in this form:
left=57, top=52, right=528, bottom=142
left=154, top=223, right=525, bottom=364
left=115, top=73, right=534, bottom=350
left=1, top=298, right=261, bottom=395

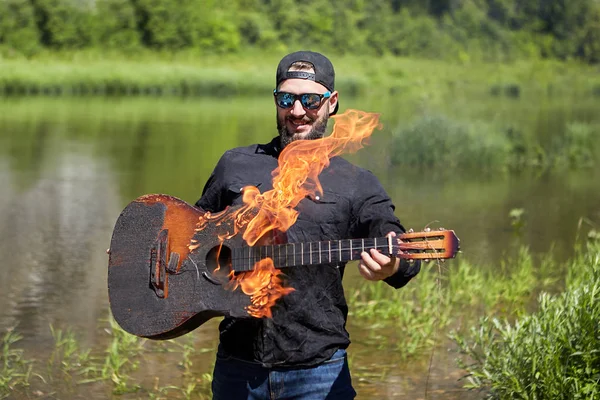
left=1, top=95, right=598, bottom=399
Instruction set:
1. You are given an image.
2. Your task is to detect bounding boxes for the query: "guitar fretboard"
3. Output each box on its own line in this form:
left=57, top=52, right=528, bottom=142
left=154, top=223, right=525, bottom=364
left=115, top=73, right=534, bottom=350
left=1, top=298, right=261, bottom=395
left=231, top=237, right=397, bottom=272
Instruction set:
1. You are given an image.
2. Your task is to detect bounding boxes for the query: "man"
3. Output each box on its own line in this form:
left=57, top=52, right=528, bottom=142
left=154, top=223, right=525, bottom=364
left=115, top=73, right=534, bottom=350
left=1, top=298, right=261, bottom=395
left=196, top=51, right=421, bottom=399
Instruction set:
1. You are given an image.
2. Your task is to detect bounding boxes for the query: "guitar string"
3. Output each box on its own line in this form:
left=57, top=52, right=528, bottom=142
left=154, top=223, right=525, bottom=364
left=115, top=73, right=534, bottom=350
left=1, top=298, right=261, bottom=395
left=420, top=225, right=450, bottom=400
left=223, top=245, right=434, bottom=258
left=224, top=244, right=411, bottom=270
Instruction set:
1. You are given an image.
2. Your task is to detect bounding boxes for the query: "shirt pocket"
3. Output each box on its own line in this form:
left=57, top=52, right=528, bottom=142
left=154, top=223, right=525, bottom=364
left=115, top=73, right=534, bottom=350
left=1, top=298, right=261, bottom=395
left=294, top=191, right=350, bottom=240
left=226, top=182, right=262, bottom=206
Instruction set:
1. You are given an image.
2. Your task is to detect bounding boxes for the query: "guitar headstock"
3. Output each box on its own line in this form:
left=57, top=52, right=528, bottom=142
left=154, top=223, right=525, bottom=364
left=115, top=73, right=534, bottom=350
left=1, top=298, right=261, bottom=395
left=397, top=229, right=460, bottom=260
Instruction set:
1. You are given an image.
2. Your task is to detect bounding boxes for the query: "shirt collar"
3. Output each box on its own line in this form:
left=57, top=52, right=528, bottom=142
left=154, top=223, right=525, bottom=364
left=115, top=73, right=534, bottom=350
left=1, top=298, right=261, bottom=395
left=256, top=136, right=282, bottom=158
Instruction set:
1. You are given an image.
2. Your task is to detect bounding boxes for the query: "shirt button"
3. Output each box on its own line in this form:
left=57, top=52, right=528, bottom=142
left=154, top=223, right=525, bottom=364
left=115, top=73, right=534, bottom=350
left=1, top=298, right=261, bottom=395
left=315, top=195, right=320, bottom=201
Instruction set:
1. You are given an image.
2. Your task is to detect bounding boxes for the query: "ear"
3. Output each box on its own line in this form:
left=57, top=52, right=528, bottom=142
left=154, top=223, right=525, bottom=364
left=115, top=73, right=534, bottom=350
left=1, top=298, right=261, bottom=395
left=328, top=91, right=338, bottom=115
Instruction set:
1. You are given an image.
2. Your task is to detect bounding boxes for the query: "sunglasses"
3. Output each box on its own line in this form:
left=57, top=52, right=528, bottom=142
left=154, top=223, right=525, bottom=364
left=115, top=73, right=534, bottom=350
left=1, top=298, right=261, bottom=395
left=273, top=90, right=331, bottom=110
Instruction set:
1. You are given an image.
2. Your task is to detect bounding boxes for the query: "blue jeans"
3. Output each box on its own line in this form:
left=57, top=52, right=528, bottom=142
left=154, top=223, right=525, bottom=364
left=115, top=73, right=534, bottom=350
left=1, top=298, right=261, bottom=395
left=211, top=349, right=356, bottom=399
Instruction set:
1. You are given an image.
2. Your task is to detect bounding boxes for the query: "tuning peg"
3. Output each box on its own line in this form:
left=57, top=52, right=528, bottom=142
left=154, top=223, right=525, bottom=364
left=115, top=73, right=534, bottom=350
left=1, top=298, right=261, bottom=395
left=424, top=259, right=430, bottom=263
left=424, top=228, right=431, bottom=232
left=408, top=228, right=414, bottom=233
left=438, top=227, right=445, bottom=231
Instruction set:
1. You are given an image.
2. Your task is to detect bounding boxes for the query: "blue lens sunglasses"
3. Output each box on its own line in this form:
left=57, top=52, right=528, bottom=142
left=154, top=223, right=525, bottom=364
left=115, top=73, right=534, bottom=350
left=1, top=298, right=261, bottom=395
left=273, top=90, right=331, bottom=110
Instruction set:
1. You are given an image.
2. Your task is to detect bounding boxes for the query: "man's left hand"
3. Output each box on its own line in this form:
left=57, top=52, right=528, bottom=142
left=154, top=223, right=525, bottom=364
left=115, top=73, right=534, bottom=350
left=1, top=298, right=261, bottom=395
left=358, top=232, right=401, bottom=281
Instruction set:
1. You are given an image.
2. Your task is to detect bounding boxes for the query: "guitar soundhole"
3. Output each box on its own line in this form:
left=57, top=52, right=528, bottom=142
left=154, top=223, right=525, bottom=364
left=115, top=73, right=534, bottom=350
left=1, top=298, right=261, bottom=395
left=206, top=246, right=233, bottom=284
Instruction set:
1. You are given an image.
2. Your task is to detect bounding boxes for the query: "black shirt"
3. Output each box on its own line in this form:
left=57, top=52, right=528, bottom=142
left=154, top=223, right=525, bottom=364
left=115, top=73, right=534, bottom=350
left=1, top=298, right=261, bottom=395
left=196, top=137, right=420, bottom=368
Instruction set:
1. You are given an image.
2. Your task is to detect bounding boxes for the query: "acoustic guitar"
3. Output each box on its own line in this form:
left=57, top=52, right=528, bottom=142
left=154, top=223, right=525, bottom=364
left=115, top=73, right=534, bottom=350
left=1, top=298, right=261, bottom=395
left=107, top=194, right=460, bottom=340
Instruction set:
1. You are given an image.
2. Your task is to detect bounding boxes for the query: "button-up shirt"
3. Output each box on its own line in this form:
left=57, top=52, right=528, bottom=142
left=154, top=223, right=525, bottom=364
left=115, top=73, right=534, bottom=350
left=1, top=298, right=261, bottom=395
left=196, top=137, right=420, bottom=368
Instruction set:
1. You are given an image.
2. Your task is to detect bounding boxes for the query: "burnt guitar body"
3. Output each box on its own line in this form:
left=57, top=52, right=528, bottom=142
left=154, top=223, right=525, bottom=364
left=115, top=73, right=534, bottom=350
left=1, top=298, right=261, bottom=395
left=107, top=194, right=250, bottom=340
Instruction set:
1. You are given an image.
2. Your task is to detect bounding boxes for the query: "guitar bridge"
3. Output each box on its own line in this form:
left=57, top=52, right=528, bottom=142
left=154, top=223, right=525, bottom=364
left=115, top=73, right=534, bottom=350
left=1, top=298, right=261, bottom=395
left=150, top=229, right=178, bottom=298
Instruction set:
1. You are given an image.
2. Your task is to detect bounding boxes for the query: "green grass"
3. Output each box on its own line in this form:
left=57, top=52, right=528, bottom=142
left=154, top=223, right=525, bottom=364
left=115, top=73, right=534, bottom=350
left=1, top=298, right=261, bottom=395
left=450, top=243, right=600, bottom=399
left=1, top=49, right=599, bottom=99
left=346, top=244, right=560, bottom=359
left=0, top=330, right=33, bottom=399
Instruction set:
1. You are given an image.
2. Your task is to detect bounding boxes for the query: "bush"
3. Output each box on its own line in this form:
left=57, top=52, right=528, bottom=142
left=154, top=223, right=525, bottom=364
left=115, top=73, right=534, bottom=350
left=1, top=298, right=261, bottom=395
left=0, top=0, right=40, bottom=55
left=94, top=0, right=141, bottom=50
left=389, top=115, right=511, bottom=170
left=31, top=0, right=95, bottom=49
left=452, top=245, right=600, bottom=399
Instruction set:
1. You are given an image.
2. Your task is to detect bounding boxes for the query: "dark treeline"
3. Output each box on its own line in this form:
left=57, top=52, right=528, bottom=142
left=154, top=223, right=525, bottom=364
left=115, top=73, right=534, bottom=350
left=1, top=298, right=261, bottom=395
left=0, top=0, right=599, bottom=63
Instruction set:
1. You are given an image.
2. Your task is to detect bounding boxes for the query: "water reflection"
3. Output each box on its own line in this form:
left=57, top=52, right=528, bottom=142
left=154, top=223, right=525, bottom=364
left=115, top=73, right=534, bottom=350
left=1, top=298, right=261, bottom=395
left=0, top=138, right=119, bottom=349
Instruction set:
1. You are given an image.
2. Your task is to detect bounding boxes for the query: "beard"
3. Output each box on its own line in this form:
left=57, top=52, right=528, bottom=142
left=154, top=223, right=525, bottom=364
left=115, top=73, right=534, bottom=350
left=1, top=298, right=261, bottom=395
left=277, top=112, right=329, bottom=149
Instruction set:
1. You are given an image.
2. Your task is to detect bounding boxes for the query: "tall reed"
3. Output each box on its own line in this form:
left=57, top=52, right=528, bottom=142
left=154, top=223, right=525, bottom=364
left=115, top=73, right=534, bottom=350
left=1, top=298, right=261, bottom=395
left=389, top=114, right=600, bottom=170
left=0, top=330, right=32, bottom=399
left=450, top=244, right=600, bottom=398
left=347, top=243, right=566, bottom=359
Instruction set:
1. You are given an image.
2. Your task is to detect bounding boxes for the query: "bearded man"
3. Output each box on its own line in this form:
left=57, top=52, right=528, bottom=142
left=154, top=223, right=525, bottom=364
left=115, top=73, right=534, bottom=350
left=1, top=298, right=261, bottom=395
left=196, top=51, right=420, bottom=400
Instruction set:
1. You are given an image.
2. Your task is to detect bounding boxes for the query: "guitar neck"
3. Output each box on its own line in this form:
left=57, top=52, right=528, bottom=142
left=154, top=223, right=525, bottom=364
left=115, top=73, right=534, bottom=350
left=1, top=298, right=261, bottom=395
left=231, top=237, right=396, bottom=272
left=230, top=229, right=459, bottom=272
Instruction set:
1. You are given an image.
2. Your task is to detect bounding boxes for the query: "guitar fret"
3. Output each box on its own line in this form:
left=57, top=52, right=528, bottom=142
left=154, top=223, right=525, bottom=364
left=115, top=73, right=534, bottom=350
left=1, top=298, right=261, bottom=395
left=232, top=248, right=239, bottom=271
left=319, top=242, right=322, bottom=264
left=309, top=242, right=312, bottom=265
left=332, top=240, right=339, bottom=263
left=240, top=247, right=246, bottom=271
left=346, top=240, right=350, bottom=260
left=241, top=247, right=246, bottom=271
left=338, top=240, right=342, bottom=262
left=288, top=243, right=292, bottom=266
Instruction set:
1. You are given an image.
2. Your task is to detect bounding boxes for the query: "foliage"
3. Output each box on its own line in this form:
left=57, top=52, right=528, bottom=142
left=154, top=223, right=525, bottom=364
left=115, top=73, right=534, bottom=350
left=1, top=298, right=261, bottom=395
left=0, top=0, right=599, bottom=64
left=389, top=114, right=511, bottom=170
left=389, top=113, right=600, bottom=171
left=0, top=0, right=40, bottom=56
left=0, top=330, right=32, bottom=398
left=347, top=245, right=555, bottom=358
left=0, top=315, right=217, bottom=399
left=30, top=0, right=95, bottom=49
left=451, top=244, right=600, bottom=399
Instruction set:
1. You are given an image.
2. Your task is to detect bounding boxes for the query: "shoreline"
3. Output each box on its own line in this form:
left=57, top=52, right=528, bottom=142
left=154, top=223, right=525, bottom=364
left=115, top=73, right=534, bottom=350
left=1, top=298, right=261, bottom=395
left=2, top=51, right=599, bottom=98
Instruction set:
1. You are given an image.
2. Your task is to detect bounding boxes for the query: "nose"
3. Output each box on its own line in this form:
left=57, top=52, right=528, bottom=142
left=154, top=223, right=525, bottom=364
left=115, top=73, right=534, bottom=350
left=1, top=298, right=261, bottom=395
left=290, top=99, right=306, bottom=117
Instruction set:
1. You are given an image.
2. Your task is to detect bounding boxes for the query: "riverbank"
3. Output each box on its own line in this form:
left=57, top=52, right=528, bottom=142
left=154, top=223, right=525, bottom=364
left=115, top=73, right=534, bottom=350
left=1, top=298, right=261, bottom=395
left=3, top=241, right=598, bottom=399
left=1, top=50, right=599, bottom=99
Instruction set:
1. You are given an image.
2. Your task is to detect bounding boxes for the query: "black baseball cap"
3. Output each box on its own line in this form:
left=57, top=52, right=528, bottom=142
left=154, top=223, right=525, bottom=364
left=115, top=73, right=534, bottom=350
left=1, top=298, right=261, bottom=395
left=275, top=50, right=339, bottom=115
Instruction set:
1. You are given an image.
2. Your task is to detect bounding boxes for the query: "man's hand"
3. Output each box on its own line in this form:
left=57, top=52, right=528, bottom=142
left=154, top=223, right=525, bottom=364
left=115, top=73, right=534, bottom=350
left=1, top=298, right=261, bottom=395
left=358, top=232, right=401, bottom=281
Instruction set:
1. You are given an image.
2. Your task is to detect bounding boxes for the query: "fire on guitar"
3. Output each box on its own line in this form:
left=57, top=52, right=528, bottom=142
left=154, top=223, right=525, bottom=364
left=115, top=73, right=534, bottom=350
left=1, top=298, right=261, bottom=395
left=107, top=194, right=460, bottom=340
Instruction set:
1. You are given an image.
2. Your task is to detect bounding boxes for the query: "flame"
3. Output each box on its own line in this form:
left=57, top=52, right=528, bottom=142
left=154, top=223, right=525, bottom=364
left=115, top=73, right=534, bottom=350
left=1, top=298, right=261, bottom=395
left=226, top=259, right=295, bottom=318
left=241, top=109, right=382, bottom=246
left=190, top=110, right=382, bottom=318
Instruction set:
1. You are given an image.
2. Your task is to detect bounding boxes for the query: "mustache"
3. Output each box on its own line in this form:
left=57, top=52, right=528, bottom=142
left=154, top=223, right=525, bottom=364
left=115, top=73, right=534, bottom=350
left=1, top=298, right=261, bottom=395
left=286, top=116, right=312, bottom=123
